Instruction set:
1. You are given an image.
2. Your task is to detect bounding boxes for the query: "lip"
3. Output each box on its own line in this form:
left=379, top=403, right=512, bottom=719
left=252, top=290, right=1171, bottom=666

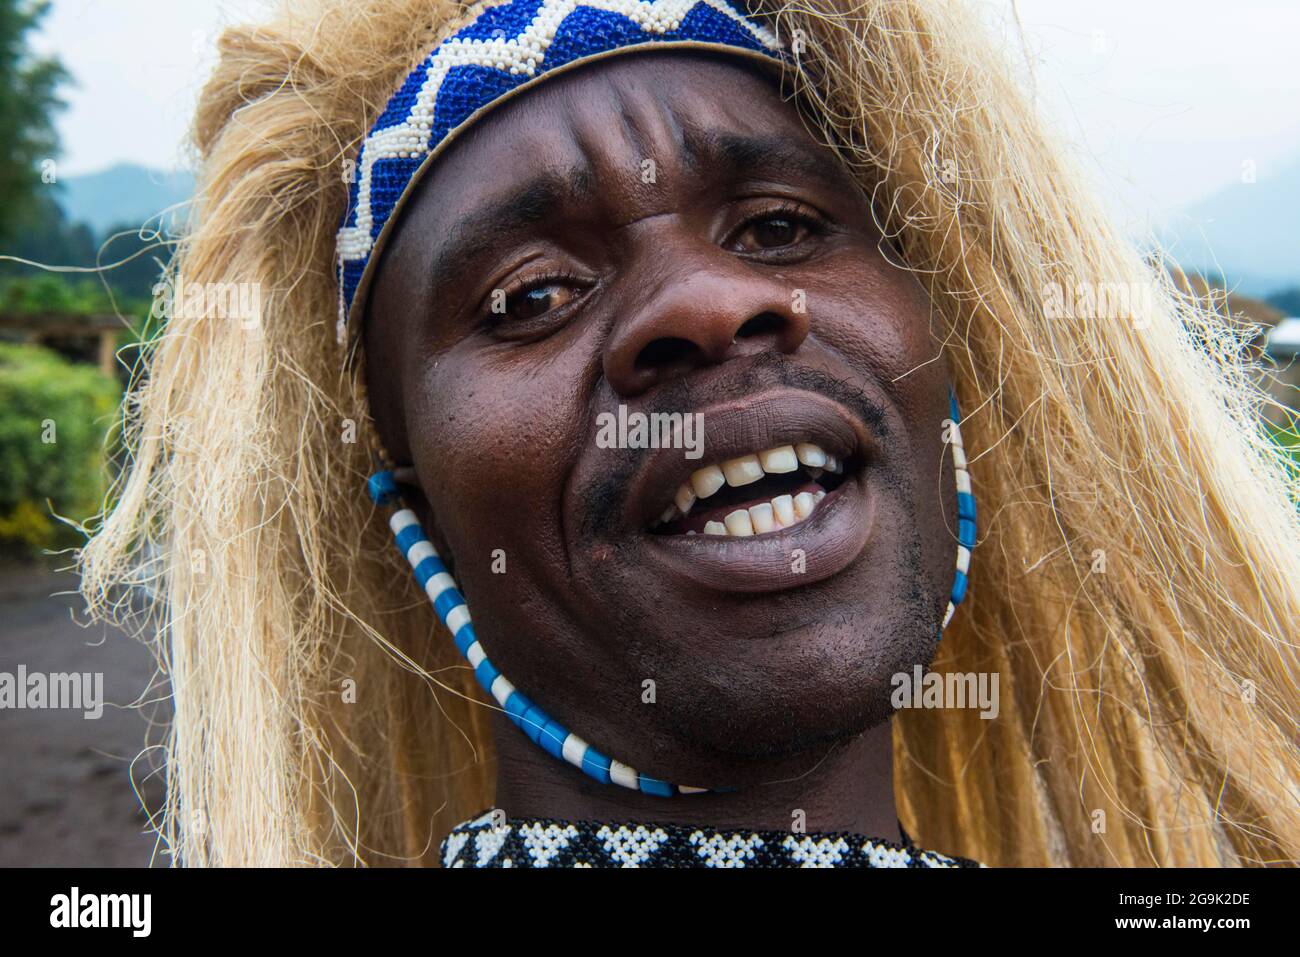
left=621, top=389, right=881, bottom=594
left=644, top=474, right=876, bottom=593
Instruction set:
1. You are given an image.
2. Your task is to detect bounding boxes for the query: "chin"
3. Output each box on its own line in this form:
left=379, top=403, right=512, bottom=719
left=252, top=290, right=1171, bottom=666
left=635, top=610, right=940, bottom=771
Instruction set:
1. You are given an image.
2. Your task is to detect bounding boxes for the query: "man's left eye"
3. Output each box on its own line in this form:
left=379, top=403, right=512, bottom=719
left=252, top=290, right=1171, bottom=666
left=731, top=205, right=823, bottom=252
left=748, top=216, right=803, bottom=247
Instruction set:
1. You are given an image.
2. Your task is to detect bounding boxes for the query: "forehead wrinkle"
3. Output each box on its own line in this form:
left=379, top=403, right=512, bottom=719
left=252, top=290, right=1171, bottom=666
left=606, top=68, right=690, bottom=183
left=548, top=86, right=677, bottom=229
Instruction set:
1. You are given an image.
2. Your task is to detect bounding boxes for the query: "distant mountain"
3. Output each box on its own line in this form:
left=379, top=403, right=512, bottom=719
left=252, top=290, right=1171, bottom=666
left=53, top=163, right=194, bottom=237
left=1161, top=155, right=1300, bottom=298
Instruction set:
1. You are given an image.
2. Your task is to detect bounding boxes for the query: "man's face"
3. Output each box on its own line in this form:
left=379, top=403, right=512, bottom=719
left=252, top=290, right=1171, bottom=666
left=365, top=51, right=955, bottom=787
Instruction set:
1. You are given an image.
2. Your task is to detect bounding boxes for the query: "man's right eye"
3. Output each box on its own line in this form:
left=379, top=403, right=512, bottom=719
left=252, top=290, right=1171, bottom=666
left=504, top=280, right=579, bottom=321
left=483, top=267, right=591, bottom=337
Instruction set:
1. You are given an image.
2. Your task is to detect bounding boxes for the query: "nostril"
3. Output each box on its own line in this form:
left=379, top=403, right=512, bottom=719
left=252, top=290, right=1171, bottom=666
left=635, top=336, right=702, bottom=372
left=734, top=312, right=786, bottom=340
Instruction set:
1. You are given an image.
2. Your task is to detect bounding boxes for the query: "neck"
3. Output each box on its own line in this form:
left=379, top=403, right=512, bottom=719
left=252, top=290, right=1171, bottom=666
left=490, top=715, right=899, bottom=839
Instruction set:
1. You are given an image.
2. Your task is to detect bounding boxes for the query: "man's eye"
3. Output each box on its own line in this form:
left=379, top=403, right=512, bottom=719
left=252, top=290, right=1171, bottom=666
left=490, top=272, right=585, bottom=325
left=509, top=282, right=575, bottom=320
left=731, top=205, right=823, bottom=252
left=748, top=216, right=803, bottom=248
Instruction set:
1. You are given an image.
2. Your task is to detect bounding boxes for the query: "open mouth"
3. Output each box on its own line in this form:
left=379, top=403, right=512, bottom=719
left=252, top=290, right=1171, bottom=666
left=649, top=442, right=849, bottom=538
left=611, top=388, right=880, bottom=593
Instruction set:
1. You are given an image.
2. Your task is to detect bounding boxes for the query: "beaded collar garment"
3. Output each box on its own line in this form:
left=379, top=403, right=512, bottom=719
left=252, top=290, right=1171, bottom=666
left=441, top=810, right=984, bottom=868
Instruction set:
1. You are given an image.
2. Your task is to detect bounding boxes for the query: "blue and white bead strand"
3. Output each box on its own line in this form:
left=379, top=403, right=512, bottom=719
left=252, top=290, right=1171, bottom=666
left=944, top=390, right=976, bottom=630
left=367, top=470, right=704, bottom=797
left=368, top=393, right=973, bottom=795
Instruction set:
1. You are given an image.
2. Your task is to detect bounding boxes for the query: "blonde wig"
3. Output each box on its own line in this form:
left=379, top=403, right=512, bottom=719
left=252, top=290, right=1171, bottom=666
left=80, top=0, right=1300, bottom=866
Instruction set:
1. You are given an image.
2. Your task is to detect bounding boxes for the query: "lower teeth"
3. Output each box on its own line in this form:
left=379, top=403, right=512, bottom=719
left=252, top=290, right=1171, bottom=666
left=651, top=457, right=848, bottom=538
left=698, top=489, right=827, bottom=538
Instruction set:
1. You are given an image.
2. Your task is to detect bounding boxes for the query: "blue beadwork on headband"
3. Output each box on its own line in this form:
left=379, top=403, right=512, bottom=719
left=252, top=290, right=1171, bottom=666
left=366, top=392, right=974, bottom=796
left=335, top=0, right=787, bottom=339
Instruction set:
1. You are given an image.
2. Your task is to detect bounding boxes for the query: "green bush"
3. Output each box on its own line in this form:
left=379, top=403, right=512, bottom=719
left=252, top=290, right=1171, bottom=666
left=1269, top=419, right=1300, bottom=487
left=0, top=341, right=120, bottom=554
left=0, top=275, right=152, bottom=318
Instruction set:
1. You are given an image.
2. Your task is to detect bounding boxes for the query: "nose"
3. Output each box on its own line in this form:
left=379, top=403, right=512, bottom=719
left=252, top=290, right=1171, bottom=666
left=602, top=260, right=811, bottom=397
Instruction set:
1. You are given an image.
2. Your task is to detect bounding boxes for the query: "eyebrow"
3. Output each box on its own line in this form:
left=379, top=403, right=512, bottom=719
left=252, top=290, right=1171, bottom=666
left=424, top=128, right=856, bottom=297
left=426, top=166, right=597, bottom=296
left=681, top=127, right=857, bottom=195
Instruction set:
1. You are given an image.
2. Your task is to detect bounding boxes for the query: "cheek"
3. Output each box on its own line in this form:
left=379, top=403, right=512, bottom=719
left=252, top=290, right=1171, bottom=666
left=405, top=343, right=587, bottom=571
left=815, top=255, right=943, bottom=388
left=806, top=249, right=952, bottom=466
left=812, top=252, right=955, bottom=581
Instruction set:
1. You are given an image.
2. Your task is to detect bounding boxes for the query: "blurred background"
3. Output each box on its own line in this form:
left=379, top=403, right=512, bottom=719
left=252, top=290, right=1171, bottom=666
left=0, top=0, right=1296, bottom=866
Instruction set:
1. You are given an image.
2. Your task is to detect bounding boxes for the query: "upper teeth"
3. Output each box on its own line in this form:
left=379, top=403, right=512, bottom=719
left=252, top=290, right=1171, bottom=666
left=662, top=442, right=843, bottom=532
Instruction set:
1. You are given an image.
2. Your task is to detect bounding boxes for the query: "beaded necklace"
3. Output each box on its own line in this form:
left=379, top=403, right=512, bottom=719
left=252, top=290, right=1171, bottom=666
left=441, top=809, right=984, bottom=868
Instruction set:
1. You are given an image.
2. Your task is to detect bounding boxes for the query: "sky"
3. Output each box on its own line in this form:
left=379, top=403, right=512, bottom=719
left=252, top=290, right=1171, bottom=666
left=30, top=0, right=1300, bottom=227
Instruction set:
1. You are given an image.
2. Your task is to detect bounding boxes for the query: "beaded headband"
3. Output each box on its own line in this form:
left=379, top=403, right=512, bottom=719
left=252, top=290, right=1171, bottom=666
left=366, top=391, right=976, bottom=796
left=335, top=0, right=788, bottom=348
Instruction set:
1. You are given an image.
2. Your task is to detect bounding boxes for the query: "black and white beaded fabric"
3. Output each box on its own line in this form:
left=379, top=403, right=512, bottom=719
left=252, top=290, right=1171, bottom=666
left=441, top=810, right=983, bottom=868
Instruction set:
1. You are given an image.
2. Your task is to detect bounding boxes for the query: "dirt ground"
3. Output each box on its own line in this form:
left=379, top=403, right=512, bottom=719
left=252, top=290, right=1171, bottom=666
left=0, top=563, right=167, bottom=866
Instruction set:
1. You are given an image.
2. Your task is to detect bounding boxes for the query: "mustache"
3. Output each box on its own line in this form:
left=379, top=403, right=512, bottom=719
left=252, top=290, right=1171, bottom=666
left=576, top=353, right=892, bottom=539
